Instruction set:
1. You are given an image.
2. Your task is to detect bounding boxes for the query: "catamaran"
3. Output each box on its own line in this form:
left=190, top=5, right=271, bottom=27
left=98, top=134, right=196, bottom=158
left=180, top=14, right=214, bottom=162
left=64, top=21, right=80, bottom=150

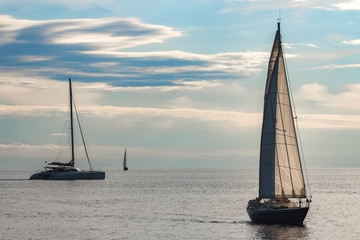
left=30, top=78, right=105, bottom=180
left=246, top=22, right=311, bottom=225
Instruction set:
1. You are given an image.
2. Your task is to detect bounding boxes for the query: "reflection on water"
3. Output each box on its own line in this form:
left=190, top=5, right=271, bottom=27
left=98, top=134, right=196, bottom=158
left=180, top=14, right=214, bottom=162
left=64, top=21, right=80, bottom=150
left=249, top=222, right=309, bottom=239
left=1, top=168, right=359, bottom=239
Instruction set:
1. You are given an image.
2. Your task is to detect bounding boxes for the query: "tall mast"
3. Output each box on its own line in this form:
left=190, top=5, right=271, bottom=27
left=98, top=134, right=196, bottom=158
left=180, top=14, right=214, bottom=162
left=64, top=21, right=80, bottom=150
left=69, top=77, right=75, bottom=166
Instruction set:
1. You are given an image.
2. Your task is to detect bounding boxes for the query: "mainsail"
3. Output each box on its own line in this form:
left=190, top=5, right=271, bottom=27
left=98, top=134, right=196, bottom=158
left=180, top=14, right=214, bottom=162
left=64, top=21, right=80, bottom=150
left=259, top=22, right=305, bottom=199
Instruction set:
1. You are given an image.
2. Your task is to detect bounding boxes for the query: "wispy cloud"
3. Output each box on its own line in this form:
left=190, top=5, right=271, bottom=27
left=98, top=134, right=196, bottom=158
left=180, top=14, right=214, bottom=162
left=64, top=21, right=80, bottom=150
left=222, top=0, right=360, bottom=12
left=283, top=43, right=319, bottom=49
left=0, top=142, right=58, bottom=149
left=0, top=70, right=101, bottom=106
left=2, top=103, right=360, bottom=130
left=81, top=50, right=269, bottom=75
left=0, top=104, right=262, bottom=127
left=0, top=15, right=182, bottom=51
left=0, top=15, right=270, bottom=88
left=299, top=113, right=360, bottom=129
left=20, top=55, right=54, bottom=62
left=310, top=63, right=360, bottom=70
left=52, top=133, right=68, bottom=136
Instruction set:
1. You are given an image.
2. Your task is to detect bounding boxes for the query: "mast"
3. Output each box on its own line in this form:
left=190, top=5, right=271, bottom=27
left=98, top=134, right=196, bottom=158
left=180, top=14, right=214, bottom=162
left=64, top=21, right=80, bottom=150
left=69, top=77, right=75, bottom=166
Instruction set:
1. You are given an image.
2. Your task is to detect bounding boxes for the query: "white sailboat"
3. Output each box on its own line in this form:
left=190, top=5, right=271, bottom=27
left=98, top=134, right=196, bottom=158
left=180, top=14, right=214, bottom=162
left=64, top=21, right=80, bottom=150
left=246, top=22, right=311, bottom=225
left=123, top=148, right=128, bottom=171
left=30, top=78, right=105, bottom=180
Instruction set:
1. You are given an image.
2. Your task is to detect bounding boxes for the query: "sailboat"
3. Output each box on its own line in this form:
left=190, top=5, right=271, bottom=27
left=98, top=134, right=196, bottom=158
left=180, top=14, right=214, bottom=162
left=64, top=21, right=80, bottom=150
left=123, top=148, right=128, bottom=171
left=246, top=22, right=311, bottom=225
left=30, top=78, right=105, bottom=180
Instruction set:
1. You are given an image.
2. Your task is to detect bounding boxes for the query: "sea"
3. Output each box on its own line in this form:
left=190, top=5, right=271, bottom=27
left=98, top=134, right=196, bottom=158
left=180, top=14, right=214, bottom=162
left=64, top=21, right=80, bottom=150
left=1, top=168, right=359, bottom=240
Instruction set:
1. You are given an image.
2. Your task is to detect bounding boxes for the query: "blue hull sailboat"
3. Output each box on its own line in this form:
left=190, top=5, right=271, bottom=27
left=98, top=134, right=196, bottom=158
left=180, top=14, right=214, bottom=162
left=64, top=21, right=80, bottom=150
left=246, top=22, right=311, bottom=225
left=30, top=78, right=105, bottom=180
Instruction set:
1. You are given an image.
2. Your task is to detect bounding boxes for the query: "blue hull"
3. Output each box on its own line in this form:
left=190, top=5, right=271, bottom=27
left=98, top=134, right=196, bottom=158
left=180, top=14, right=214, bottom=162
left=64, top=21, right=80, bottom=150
left=247, top=206, right=309, bottom=225
left=30, top=171, right=105, bottom=180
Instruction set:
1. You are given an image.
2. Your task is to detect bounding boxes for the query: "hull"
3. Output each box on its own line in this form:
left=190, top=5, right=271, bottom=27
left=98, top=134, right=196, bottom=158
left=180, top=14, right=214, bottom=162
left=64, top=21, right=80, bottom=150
left=30, top=172, right=54, bottom=180
left=30, top=171, right=105, bottom=180
left=247, top=206, right=309, bottom=225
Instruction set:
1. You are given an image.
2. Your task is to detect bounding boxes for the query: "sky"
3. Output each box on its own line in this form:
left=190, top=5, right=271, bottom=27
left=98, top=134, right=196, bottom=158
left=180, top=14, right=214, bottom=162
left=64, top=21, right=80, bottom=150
left=0, top=0, right=360, bottom=169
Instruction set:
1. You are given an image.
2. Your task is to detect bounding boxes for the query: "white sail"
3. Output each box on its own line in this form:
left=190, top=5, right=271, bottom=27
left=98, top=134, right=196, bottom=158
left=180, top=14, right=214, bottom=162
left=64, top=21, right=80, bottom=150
left=123, top=148, right=128, bottom=170
left=259, top=23, right=305, bottom=199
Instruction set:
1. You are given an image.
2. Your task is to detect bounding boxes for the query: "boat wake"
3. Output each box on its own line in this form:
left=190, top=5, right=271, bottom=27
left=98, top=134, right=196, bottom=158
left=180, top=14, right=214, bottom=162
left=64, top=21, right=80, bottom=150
left=0, top=179, right=29, bottom=181
left=174, top=218, right=248, bottom=224
left=171, top=213, right=246, bottom=224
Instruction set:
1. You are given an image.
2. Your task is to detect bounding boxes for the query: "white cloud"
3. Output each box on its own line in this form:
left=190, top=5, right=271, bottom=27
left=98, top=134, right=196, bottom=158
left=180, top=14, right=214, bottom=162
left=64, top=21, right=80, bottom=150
left=0, top=104, right=262, bottom=127
left=0, top=70, right=100, bottom=106
left=0, top=15, right=41, bottom=44
left=298, top=82, right=360, bottom=111
left=2, top=102, right=360, bottom=130
left=299, top=113, right=360, bottom=129
left=0, top=15, right=269, bottom=77
left=82, top=50, right=269, bottom=75
left=342, top=39, right=360, bottom=45
left=90, top=62, right=119, bottom=68
left=0, top=105, right=66, bottom=117
left=332, top=0, right=360, bottom=10
left=52, top=133, right=68, bottom=136
left=0, top=15, right=183, bottom=51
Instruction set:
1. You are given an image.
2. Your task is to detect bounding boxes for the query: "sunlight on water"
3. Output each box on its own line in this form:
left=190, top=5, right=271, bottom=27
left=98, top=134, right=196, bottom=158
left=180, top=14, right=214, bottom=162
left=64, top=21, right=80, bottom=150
left=0, top=168, right=359, bottom=239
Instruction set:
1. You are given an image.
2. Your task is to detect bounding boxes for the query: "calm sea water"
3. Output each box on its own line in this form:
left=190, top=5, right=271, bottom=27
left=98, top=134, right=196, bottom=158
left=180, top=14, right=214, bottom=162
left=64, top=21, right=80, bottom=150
left=1, top=168, right=359, bottom=239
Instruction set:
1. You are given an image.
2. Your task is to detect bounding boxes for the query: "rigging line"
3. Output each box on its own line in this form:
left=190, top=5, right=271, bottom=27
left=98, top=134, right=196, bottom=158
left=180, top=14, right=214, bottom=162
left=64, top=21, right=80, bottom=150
left=73, top=96, right=93, bottom=171
left=282, top=37, right=311, bottom=197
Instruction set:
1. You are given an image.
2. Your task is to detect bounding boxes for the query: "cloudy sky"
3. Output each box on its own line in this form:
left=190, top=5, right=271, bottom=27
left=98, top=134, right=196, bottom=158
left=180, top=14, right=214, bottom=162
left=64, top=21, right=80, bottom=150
left=0, top=0, right=359, bottom=169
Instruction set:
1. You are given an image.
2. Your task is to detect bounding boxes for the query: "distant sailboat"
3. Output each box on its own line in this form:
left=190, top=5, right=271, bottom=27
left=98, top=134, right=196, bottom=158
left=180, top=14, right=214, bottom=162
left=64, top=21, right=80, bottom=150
left=30, top=78, right=105, bottom=180
left=246, top=22, right=311, bottom=225
left=123, top=148, right=128, bottom=171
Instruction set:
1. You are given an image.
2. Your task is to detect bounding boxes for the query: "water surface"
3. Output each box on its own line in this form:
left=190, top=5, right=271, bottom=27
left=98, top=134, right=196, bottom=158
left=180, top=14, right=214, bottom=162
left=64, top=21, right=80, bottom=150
left=1, top=168, right=359, bottom=239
